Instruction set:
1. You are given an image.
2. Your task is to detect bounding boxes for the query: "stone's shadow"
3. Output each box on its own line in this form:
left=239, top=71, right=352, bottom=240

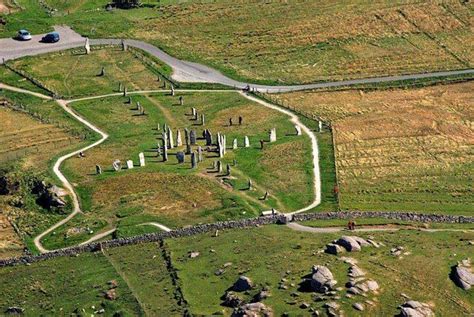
left=131, top=114, right=148, bottom=117
left=297, top=275, right=314, bottom=293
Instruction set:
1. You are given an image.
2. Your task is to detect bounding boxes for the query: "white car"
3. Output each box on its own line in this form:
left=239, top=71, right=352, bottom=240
left=17, top=29, right=32, bottom=41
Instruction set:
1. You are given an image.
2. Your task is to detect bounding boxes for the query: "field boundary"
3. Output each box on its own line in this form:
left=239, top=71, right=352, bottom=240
left=1, top=211, right=473, bottom=267
left=2, top=62, right=57, bottom=97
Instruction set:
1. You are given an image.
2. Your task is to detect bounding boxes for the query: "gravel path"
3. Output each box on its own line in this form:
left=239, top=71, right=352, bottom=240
left=1, top=26, right=473, bottom=92
left=287, top=222, right=474, bottom=233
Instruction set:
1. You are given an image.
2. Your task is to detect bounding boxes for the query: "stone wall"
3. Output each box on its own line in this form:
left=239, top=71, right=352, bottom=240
left=1, top=211, right=473, bottom=267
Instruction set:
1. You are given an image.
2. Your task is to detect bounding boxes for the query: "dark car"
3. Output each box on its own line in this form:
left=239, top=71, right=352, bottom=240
left=42, top=32, right=60, bottom=43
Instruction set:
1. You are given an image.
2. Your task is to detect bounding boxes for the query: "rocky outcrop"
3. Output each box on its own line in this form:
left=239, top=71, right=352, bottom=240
left=452, top=258, right=474, bottom=290
left=398, top=301, right=434, bottom=317
left=32, top=181, right=66, bottom=210
left=232, top=302, right=273, bottom=317
left=222, top=291, right=245, bottom=308
left=311, top=265, right=337, bottom=293
left=233, top=276, right=253, bottom=292
left=325, top=243, right=345, bottom=255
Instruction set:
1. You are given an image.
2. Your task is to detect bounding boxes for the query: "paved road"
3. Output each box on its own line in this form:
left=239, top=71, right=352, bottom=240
left=1, top=26, right=473, bottom=93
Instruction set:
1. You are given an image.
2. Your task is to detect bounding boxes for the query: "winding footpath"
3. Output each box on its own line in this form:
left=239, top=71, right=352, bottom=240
left=0, top=26, right=473, bottom=93
left=287, top=222, right=474, bottom=233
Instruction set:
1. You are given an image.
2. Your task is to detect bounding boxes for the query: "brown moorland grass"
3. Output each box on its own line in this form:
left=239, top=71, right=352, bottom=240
left=117, top=0, right=474, bottom=84
left=275, top=81, right=474, bottom=214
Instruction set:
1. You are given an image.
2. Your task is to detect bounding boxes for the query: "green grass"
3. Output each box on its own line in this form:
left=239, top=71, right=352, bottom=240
left=37, top=91, right=315, bottom=248
left=166, top=224, right=474, bottom=315
left=0, top=65, right=49, bottom=94
left=104, top=242, right=184, bottom=316
left=0, top=252, right=143, bottom=315
left=9, top=47, right=169, bottom=98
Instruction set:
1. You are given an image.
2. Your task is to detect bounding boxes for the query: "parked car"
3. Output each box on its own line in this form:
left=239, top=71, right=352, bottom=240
left=17, top=29, right=32, bottom=41
left=42, top=32, right=60, bottom=43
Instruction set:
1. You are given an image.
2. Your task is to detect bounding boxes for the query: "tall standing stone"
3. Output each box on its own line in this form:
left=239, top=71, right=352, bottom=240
left=171, top=86, right=175, bottom=96
left=233, top=138, right=238, bottom=149
left=217, top=160, right=222, bottom=173
left=191, top=152, right=197, bottom=169
left=139, top=152, right=145, bottom=167
left=126, top=160, right=134, bottom=169
left=121, top=39, right=127, bottom=51
left=269, top=128, right=277, bottom=142
left=222, top=135, right=226, bottom=155
left=162, top=138, right=168, bottom=162
left=85, top=38, right=90, bottom=54
left=244, top=136, right=250, bottom=148
left=226, top=164, right=231, bottom=176
left=248, top=179, right=252, bottom=190
left=197, top=146, right=203, bottom=162
left=201, top=114, right=205, bottom=126
left=190, top=130, right=197, bottom=145
left=318, top=120, right=323, bottom=132
left=191, top=107, right=196, bottom=118
left=176, top=129, right=182, bottom=147
left=119, top=82, right=123, bottom=92
left=123, top=86, right=127, bottom=97
left=205, top=129, right=212, bottom=146
left=168, top=127, right=174, bottom=149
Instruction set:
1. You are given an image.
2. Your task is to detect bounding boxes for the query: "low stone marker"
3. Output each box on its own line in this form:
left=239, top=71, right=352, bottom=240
left=139, top=152, right=145, bottom=167
left=95, top=165, right=102, bottom=175
left=99, top=67, right=105, bottom=77
left=205, top=129, right=212, bottom=146
left=171, top=86, right=175, bottom=96
left=248, top=179, right=252, bottom=190
left=176, top=151, right=185, bottom=164
left=318, top=120, right=323, bottom=132
left=162, top=138, right=168, bottom=162
left=295, top=125, right=302, bottom=136
left=233, top=138, right=238, bottom=149
left=201, top=114, right=205, bottom=125
left=191, top=107, right=196, bottom=117
left=179, top=96, right=183, bottom=105
left=112, top=159, right=121, bottom=171
left=226, top=164, right=231, bottom=176
left=198, top=146, right=203, bottom=162
left=123, top=87, right=127, bottom=97
left=217, top=160, right=222, bottom=173
left=121, top=39, right=127, bottom=51
left=126, top=160, right=134, bottom=169
left=269, top=128, right=276, bottom=142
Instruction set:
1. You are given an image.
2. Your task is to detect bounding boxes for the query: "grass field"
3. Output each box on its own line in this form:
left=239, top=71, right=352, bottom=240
left=2, top=223, right=472, bottom=315
left=8, top=47, right=170, bottom=98
left=41, top=91, right=315, bottom=248
left=1, top=1, right=472, bottom=85
left=275, top=81, right=474, bottom=215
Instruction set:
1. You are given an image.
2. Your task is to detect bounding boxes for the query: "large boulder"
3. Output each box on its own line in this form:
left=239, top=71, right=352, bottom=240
left=325, top=243, right=345, bottom=255
left=222, top=291, right=245, bottom=308
left=399, top=301, right=434, bottom=317
left=336, top=236, right=363, bottom=252
left=233, top=276, right=253, bottom=292
left=311, top=265, right=337, bottom=293
left=452, top=258, right=474, bottom=290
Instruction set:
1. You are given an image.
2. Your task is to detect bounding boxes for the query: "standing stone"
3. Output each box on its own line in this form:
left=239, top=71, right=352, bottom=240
left=191, top=152, right=197, bottom=169
left=318, top=120, right=323, bottom=132
left=191, top=107, right=197, bottom=117
left=179, top=96, right=183, bottom=105
left=217, top=160, right=222, bottom=173
left=269, top=128, right=277, bottom=142
left=176, top=151, right=185, bottom=164
left=244, top=136, right=250, bottom=148
left=205, top=129, right=212, bottom=146
left=229, top=118, right=233, bottom=126
left=162, top=138, right=168, bottom=162
left=171, top=86, right=175, bottom=96
left=121, top=39, right=127, bottom=51
left=186, top=143, right=191, bottom=155
left=184, top=128, right=189, bottom=145
left=163, top=123, right=168, bottom=134
left=190, top=130, right=197, bottom=145
left=95, top=165, right=102, bottom=175
left=168, top=127, right=174, bottom=149
left=157, top=123, right=160, bottom=131
left=176, top=129, right=183, bottom=147
left=84, top=38, right=90, bottom=54
left=156, top=142, right=161, bottom=157
left=226, top=164, right=231, bottom=176
left=126, top=160, right=134, bottom=169
left=112, top=159, right=121, bottom=171
left=128, top=96, right=132, bottom=104
left=201, top=114, right=205, bottom=125
left=139, top=152, right=145, bottom=167
left=248, top=179, right=252, bottom=190
left=295, top=125, right=302, bottom=136
left=123, top=86, right=127, bottom=97
left=197, top=146, right=203, bottom=162
left=233, top=138, right=238, bottom=149
left=136, top=101, right=141, bottom=111
left=119, top=82, right=123, bottom=92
